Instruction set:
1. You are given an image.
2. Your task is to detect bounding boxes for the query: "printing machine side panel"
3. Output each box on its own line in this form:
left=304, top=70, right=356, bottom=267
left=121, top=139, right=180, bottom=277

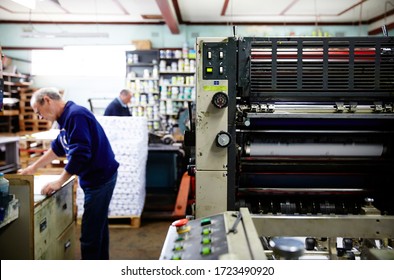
left=195, top=37, right=237, bottom=218
left=196, top=171, right=227, bottom=218
left=195, top=38, right=229, bottom=171
left=195, top=84, right=228, bottom=170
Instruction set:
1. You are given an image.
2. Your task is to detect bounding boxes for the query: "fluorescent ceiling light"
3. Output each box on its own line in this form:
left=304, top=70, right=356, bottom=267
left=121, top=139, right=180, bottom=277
left=11, top=0, right=36, bottom=9
left=21, top=31, right=109, bottom=38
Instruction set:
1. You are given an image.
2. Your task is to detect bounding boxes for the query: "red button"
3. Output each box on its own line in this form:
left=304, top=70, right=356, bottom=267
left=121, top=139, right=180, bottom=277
left=172, top=218, right=189, bottom=227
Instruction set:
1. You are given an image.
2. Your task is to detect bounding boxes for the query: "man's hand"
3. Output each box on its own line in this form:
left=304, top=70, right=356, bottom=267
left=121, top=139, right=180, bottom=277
left=17, top=165, right=37, bottom=175
left=41, top=180, right=63, bottom=195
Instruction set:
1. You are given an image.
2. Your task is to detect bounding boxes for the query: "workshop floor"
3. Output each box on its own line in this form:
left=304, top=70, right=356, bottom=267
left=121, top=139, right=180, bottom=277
left=73, top=218, right=172, bottom=260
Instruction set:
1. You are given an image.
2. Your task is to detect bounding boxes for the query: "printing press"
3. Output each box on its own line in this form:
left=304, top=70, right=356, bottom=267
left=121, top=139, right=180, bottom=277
left=194, top=36, right=394, bottom=260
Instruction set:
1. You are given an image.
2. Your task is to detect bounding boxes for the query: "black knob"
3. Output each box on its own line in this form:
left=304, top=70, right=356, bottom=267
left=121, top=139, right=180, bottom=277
left=216, top=131, right=231, bottom=148
left=337, top=248, right=345, bottom=257
left=187, top=165, right=196, bottom=176
left=305, top=237, right=316, bottom=251
left=211, top=92, right=228, bottom=109
left=343, top=238, right=353, bottom=250
left=345, top=251, right=356, bottom=260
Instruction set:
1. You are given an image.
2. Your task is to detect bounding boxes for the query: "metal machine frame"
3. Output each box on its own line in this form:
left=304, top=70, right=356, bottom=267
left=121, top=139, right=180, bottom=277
left=194, top=36, right=394, bottom=259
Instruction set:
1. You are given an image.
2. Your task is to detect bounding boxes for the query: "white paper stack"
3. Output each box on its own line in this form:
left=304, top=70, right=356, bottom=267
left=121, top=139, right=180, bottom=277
left=76, top=116, right=148, bottom=218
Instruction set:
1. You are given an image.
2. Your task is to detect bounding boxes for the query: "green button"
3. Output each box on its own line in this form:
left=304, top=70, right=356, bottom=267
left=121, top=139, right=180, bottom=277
left=201, top=228, right=211, bottom=235
left=201, top=237, right=211, bottom=245
left=171, top=254, right=182, bottom=260
left=201, top=218, right=211, bottom=226
left=175, top=236, right=184, bottom=242
left=173, top=244, right=183, bottom=251
left=201, top=246, right=211, bottom=255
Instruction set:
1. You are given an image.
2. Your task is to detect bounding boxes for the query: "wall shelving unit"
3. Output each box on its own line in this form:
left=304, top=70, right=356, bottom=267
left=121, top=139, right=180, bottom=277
left=126, top=50, right=160, bottom=131
left=125, top=48, right=195, bottom=134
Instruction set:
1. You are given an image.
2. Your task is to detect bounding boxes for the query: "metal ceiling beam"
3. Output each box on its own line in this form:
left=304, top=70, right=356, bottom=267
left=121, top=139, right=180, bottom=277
left=156, top=0, right=179, bottom=34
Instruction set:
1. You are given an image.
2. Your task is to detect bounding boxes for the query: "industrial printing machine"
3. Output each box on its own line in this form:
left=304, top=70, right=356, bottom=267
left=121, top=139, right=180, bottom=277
left=176, top=35, right=394, bottom=260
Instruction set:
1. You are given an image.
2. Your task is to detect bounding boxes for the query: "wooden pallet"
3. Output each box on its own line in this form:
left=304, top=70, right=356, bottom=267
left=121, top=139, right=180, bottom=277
left=77, top=215, right=141, bottom=229
left=18, top=87, right=52, bottom=131
left=19, top=88, right=36, bottom=115
left=19, top=135, right=52, bottom=150
left=19, top=95, right=52, bottom=130
left=19, top=120, right=52, bottom=132
left=19, top=156, right=68, bottom=169
left=19, top=99, right=34, bottom=113
left=108, top=216, right=141, bottom=228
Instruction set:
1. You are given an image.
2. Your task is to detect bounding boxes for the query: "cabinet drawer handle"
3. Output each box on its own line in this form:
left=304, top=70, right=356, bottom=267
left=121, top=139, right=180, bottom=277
left=64, top=240, right=71, bottom=250
left=40, top=218, right=47, bottom=232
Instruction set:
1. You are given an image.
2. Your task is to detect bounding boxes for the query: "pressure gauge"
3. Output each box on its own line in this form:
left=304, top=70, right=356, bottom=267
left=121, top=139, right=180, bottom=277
left=211, top=92, right=228, bottom=109
left=216, top=131, right=231, bottom=148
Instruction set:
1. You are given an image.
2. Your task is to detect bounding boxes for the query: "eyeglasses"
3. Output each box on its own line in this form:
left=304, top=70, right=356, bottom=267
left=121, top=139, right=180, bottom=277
left=34, top=102, right=44, bottom=118
left=35, top=109, right=42, bottom=118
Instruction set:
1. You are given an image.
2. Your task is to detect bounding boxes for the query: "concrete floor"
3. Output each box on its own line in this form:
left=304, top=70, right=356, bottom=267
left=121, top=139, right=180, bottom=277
left=74, top=218, right=172, bottom=260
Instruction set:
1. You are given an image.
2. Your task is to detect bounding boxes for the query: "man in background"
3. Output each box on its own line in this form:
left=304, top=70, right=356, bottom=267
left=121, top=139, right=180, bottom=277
left=104, top=89, right=132, bottom=116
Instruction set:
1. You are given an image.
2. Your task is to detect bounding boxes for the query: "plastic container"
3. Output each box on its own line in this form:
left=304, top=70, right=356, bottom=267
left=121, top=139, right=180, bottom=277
left=0, top=173, right=9, bottom=196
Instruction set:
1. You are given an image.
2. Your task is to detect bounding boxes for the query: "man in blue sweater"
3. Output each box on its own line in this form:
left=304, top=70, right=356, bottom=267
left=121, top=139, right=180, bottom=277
left=18, top=87, right=119, bottom=260
left=104, top=89, right=132, bottom=116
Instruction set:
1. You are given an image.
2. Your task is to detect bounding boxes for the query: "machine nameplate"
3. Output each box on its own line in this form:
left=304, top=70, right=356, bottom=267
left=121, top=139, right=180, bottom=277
left=203, top=85, right=228, bottom=91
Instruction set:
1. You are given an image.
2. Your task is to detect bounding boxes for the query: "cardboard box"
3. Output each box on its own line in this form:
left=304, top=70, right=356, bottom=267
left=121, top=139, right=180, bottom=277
left=132, top=40, right=152, bottom=50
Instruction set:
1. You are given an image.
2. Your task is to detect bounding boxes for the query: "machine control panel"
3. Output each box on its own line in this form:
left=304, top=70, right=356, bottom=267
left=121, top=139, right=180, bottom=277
left=203, top=43, right=227, bottom=79
left=159, top=208, right=266, bottom=260
left=160, top=215, right=228, bottom=260
left=160, top=214, right=229, bottom=260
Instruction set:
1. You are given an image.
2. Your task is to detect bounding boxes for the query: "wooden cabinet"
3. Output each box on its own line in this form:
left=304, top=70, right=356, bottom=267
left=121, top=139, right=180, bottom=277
left=0, top=175, right=76, bottom=260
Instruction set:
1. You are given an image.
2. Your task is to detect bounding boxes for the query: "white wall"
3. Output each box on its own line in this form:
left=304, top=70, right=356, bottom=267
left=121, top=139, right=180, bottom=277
left=32, top=75, right=125, bottom=110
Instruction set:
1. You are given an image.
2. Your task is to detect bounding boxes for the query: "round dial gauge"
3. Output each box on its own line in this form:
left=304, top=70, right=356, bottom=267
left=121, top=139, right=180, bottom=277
left=211, top=92, right=228, bottom=109
left=216, top=131, right=231, bottom=148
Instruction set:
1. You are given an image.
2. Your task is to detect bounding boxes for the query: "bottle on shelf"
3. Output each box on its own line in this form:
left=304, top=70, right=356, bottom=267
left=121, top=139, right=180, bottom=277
left=0, top=172, right=10, bottom=222
left=182, top=42, right=188, bottom=59
left=152, top=65, right=159, bottom=79
left=0, top=173, right=9, bottom=196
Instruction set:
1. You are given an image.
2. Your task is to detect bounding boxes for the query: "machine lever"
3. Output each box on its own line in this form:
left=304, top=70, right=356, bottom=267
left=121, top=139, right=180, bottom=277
left=382, top=25, right=388, bottom=36
left=187, top=101, right=194, bottom=132
left=228, top=211, right=242, bottom=234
